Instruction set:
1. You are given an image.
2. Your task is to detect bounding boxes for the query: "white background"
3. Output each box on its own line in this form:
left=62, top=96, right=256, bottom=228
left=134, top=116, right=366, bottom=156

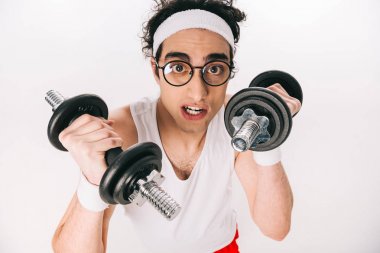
left=0, top=0, right=379, bottom=252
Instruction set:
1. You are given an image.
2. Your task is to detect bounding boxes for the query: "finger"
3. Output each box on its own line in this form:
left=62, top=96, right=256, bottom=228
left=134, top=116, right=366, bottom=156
left=66, top=136, right=123, bottom=159
left=266, top=85, right=292, bottom=98
left=264, top=83, right=302, bottom=116
left=267, top=83, right=288, bottom=94
left=269, top=88, right=296, bottom=104
left=61, top=117, right=113, bottom=140
left=281, top=96, right=302, bottom=116
left=68, top=114, right=97, bottom=129
left=92, top=137, right=124, bottom=152
left=266, top=85, right=301, bottom=108
left=68, top=120, right=114, bottom=137
left=77, top=128, right=120, bottom=143
left=66, top=114, right=112, bottom=132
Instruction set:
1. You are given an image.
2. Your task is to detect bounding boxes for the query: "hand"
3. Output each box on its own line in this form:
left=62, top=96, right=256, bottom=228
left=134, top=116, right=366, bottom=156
left=58, top=114, right=123, bottom=185
left=266, top=83, right=302, bottom=116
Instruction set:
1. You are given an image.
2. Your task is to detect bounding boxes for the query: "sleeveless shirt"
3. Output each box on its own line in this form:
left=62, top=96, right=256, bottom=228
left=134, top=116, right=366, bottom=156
left=124, top=97, right=236, bottom=253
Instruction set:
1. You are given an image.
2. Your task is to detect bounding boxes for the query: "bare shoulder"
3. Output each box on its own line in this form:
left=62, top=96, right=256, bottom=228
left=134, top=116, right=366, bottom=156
left=109, top=105, right=138, bottom=149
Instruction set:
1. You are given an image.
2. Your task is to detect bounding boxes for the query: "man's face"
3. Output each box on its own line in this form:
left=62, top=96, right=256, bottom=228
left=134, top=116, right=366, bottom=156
left=152, top=28, right=231, bottom=134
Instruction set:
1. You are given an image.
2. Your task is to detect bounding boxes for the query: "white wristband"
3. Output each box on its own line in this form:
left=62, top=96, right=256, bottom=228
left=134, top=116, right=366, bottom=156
left=253, top=147, right=282, bottom=166
left=76, top=172, right=109, bottom=212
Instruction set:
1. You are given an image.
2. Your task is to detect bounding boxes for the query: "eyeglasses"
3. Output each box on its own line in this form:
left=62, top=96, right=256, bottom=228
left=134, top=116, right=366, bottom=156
left=155, top=60, right=234, bottom=87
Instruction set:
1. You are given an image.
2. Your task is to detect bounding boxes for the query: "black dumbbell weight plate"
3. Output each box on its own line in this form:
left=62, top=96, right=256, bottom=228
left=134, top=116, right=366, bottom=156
left=99, top=142, right=162, bottom=205
left=47, top=94, right=108, bottom=151
left=225, top=87, right=292, bottom=151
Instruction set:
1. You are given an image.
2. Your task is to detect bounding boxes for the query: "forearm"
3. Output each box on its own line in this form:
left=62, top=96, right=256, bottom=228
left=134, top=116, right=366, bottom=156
left=52, top=195, right=105, bottom=253
left=251, top=162, right=293, bottom=240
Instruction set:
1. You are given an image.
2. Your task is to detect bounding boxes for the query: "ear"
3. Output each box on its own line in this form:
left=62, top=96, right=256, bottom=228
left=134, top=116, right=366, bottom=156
left=150, top=57, right=160, bottom=84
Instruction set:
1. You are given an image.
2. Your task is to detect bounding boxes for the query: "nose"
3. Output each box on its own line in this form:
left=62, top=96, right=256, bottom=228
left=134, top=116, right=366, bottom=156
left=186, top=69, right=208, bottom=102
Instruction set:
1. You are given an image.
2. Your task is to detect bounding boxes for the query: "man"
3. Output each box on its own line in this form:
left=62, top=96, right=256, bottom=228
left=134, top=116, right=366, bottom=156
left=52, top=0, right=301, bottom=252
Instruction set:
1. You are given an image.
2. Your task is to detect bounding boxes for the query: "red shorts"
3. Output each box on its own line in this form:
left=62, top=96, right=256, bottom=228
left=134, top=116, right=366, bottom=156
left=214, top=229, right=239, bottom=253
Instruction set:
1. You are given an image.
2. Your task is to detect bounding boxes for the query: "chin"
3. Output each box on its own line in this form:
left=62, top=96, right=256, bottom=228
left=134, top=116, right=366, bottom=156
left=178, top=120, right=209, bottom=134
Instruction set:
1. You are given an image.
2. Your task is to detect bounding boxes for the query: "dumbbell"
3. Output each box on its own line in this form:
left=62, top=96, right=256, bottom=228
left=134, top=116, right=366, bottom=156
left=45, top=90, right=181, bottom=220
left=224, top=70, right=303, bottom=152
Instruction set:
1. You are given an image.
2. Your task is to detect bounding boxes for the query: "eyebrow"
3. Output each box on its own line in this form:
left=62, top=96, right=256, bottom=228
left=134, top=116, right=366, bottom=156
left=206, top=53, right=229, bottom=62
left=164, top=52, right=190, bottom=61
left=164, top=52, right=230, bottom=62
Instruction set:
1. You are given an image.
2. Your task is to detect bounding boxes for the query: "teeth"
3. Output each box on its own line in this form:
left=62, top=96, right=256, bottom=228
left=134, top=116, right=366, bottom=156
left=184, top=106, right=203, bottom=115
left=185, top=106, right=202, bottom=111
left=186, top=109, right=201, bottom=115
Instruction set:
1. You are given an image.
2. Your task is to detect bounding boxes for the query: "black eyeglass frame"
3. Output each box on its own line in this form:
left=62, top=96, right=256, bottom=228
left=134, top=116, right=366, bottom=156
left=155, top=59, right=235, bottom=87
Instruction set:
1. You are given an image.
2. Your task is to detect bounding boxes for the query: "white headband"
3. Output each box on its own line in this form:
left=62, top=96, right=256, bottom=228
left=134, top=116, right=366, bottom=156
left=152, top=9, right=235, bottom=56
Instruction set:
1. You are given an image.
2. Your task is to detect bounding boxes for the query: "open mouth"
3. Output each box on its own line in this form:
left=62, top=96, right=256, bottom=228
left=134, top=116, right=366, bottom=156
left=181, top=105, right=208, bottom=120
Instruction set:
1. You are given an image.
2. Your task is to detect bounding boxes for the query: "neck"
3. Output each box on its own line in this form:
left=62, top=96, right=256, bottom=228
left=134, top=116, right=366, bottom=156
left=156, top=98, right=208, bottom=180
left=156, top=98, right=207, bottom=151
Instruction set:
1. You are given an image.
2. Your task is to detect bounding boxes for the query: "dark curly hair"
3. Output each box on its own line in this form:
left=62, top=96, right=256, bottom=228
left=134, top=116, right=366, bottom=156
left=141, top=0, right=246, bottom=60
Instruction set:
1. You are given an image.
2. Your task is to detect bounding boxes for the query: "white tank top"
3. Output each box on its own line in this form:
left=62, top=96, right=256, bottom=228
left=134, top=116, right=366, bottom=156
left=125, top=97, right=236, bottom=253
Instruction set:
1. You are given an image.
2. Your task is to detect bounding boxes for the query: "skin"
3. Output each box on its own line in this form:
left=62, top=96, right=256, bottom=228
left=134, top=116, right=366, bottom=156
left=52, top=28, right=301, bottom=252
